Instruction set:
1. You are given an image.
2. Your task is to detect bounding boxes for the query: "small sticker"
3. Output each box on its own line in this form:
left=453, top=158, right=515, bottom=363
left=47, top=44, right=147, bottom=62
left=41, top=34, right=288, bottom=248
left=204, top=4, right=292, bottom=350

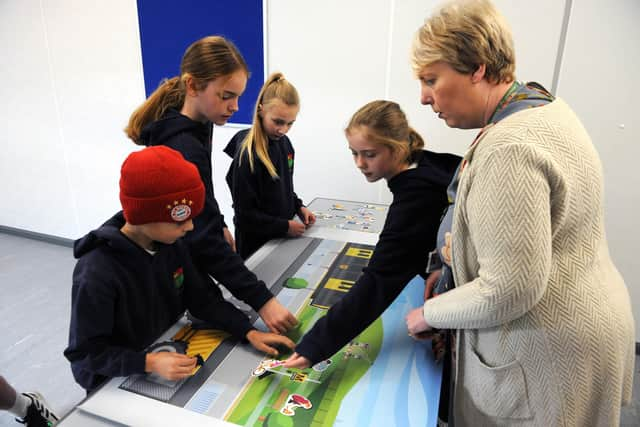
left=280, top=394, right=312, bottom=416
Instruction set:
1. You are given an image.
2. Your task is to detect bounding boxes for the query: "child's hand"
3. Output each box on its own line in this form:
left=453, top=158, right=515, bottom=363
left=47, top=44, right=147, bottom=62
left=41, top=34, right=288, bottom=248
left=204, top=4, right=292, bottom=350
left=287, top=220, right=306, bottom=237
left=298, top=207, right=316, bottom=227
left=282, top=352, right=311, bottom=369
left=258, top=297, right=298, bottom=334
left=145, top=352, right=197, bottom=381
left=246, top=330, right=295, bottom=356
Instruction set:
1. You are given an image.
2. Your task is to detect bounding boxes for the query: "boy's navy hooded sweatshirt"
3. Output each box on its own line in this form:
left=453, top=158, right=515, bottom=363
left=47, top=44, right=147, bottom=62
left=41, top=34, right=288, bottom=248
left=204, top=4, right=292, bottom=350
left=138, top=109, right=273, bottom=311
left=64, top=212, right=254, bottom=392
left=224, top=128, right=303, bottom=259
left=294, top=150, right=462, bottom=364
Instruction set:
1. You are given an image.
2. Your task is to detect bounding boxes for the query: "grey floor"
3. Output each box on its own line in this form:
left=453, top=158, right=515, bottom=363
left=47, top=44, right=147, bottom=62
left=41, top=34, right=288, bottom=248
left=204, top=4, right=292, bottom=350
left=0, top=231, right=638, bottom=426
left=1, top=232, right=85, bottom=426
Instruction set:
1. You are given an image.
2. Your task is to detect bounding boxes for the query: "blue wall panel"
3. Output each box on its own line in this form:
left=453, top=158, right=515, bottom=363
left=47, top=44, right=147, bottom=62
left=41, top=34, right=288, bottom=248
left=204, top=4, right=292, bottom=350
left=136, top=0, right=263, bottom=124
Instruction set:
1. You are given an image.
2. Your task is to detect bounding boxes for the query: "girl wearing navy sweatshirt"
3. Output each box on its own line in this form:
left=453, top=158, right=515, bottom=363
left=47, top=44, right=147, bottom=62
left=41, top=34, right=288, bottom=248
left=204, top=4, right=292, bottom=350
left=65, top=147, right=294, bottom=392
left=224, top=72, right=315, bottom=259
left=124, top=36, right=296, bottom=334
left=283, top=100, right=461, bottom=368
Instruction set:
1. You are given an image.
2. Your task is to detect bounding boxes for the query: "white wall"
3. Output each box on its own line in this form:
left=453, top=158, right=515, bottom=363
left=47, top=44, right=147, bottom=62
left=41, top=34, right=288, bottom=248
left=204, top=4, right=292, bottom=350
left=260, top=0, right=394, bottom=204
left=0, top=0, right=144, bottom=238
left=556, top=0, right=640, bottom=343
left=1, top=0, right=638, bottom=340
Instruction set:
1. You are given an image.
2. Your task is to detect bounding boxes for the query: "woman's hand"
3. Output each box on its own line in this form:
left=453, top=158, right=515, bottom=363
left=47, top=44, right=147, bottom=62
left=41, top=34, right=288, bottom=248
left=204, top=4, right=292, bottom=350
left=298, top=207, right=316, bottom=227
left=406, top=307, right=445, bottom=361
left=405, top=306, right=432, bottom=338
left=145, top=352, right=197, bottom=380
left=282, top=352, right=311, bottom=369
left=258, top=297, right=298, bottom=334
left=287, top=220, right=306, bottom=237
left=246, top=330, right=295, bottom=356
left=223, top=227, right=236, bottom=252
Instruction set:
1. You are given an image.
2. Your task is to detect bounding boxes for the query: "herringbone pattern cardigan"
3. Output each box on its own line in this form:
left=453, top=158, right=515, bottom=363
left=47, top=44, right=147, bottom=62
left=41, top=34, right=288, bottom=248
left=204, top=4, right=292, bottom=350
left=423, top=99, right=635, bottom=426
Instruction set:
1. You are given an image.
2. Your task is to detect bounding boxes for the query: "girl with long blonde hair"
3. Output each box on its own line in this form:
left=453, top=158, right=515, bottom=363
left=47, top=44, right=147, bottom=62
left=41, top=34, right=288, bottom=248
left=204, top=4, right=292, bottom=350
left=224, top=72, right=315, bottom=259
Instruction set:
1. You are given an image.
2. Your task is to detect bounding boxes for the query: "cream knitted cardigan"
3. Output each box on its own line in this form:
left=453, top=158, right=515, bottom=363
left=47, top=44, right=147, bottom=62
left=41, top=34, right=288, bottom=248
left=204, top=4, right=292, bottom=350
left=423, top=99, right=635, bottom=426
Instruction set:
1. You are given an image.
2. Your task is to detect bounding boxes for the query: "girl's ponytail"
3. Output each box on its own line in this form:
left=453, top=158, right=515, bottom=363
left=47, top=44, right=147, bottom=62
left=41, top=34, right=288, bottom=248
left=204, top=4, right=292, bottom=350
left=124, top=77, right=184, bottom=144
left=407, top=127, right=425, bottom=162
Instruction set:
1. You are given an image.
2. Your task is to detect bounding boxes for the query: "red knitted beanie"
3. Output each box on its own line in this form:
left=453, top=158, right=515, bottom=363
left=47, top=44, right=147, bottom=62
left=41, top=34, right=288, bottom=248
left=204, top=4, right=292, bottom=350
left=119, top=146, right=205, bottom=225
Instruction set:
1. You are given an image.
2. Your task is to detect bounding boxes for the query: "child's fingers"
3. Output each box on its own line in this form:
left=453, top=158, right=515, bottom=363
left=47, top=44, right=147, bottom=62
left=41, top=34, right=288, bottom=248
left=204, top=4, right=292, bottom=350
left=173, top=355, right=197, bottom=370
left=173, top=366, right=196, bottom=379
left=258, top=342, right=279, bottom=356
left=272, top=334, right=295, bottom=350
left=274, top=323, right=288, bottom=335
left=266, top=320, right=286, bottom=335
left=272, top=315, right=296, bottom=334
left=282, top=353, right=310, bottom=369
left=284, top=313, right=298, bottom=329
left=279, top=312, right=298, bottom=334
left=158, top=354, right=197, bottom=380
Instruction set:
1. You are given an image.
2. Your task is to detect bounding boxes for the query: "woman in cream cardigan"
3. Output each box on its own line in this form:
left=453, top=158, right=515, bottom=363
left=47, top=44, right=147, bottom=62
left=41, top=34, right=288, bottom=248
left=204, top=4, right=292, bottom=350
left=405, top=1, right=635, bottom=426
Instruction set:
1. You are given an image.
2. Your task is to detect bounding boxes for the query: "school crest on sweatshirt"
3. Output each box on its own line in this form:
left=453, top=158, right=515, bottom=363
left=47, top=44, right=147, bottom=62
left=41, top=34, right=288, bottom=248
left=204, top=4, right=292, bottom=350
left=287, top=153, right=294, bottom=170
left=172, top=267, right=184, bottom=289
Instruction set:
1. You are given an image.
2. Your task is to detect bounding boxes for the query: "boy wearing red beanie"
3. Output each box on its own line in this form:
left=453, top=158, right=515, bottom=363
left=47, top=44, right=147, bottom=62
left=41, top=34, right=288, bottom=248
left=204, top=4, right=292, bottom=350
left=64, top=146, right=293, bottom=392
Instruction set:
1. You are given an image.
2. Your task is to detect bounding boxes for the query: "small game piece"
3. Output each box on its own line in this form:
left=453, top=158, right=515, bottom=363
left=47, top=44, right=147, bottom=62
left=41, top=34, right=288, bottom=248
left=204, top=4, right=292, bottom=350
left=312, top=359, right=332, bottom=372
left=147, top=340, right=188, bottom=354
left=195, top=354, right=205, bottom=366
left=251, top=359, right=285, bottom=377
left=283, top=277, right=309, bottom=289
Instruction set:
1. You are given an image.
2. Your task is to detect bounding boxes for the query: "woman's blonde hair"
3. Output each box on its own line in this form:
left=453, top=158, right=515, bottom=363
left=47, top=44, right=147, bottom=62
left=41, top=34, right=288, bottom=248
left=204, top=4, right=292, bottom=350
left=125, top=36, right=249, bottom=144
left=411, top=0, right=515, bottom=83
left=346, top=100, right=425, bottom=164
left=239, top=72, right=300, bottom=179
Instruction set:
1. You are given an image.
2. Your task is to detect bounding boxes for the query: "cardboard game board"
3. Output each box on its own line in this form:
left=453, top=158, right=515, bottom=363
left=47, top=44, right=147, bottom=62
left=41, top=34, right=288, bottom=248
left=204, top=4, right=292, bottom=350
left=80, top=237, right=442, bottom=427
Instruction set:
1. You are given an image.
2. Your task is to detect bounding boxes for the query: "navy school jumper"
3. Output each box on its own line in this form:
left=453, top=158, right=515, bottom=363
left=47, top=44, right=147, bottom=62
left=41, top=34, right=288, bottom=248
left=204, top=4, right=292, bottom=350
left=224, top=128, right=304, bottom=259
left=294, top=150, right=462, bottom=364
left=139, top=110, right=274, bottom=310
left=64, top=212, right=255, bottom=392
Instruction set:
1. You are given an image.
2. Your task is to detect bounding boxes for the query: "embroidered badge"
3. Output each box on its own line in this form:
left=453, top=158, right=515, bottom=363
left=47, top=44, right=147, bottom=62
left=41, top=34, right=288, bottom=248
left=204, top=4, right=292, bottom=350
left=167, top=199, right=193, bottom=222
left=171, top=205, right=191, bottom=221
left=172, top=267, right=184, bottom=289
left=287, top=153, right=294, bottom=170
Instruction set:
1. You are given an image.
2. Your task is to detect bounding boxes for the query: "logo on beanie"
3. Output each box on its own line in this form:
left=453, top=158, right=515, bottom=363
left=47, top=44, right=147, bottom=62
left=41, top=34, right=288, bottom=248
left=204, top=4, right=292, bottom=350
left=167, top=199, right=193, bottom=222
